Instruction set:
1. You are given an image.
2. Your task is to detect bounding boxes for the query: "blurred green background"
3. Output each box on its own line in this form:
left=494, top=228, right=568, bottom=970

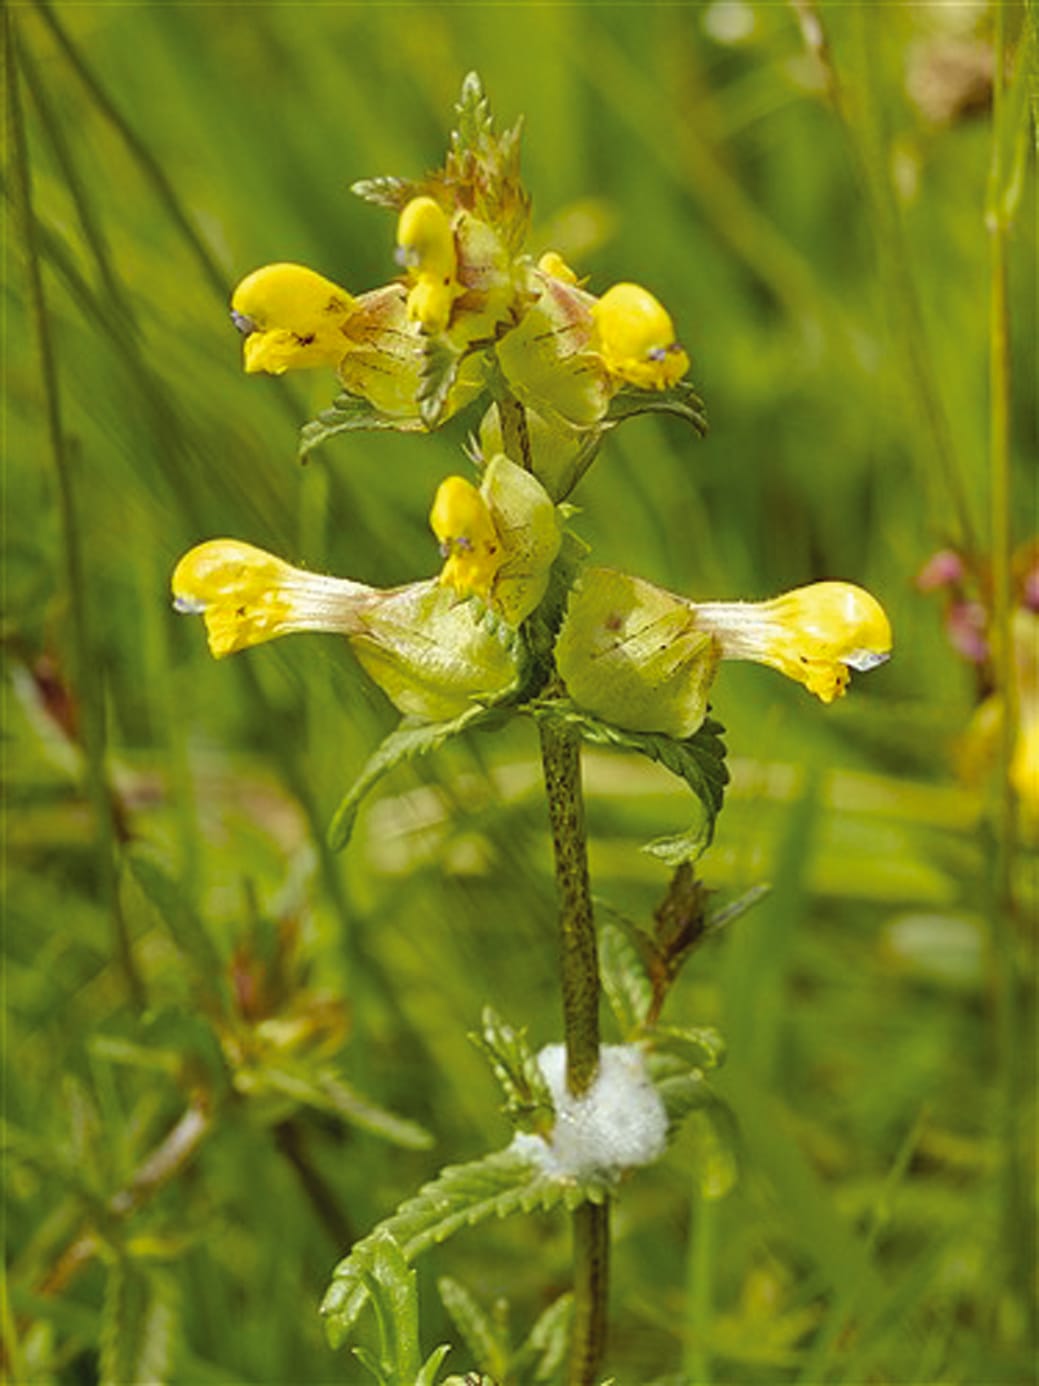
left=5, top=2, right=1035, bottom=1383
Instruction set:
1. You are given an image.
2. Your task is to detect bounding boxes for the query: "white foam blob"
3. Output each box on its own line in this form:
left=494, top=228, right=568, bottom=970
left=511, top=1043, right=668, bottom=1182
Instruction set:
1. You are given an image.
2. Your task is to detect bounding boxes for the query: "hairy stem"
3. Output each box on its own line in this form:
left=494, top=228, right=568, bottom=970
left=538, top=716, right=609, bottom=1384
left=538, top=717, right=601, bottom=1097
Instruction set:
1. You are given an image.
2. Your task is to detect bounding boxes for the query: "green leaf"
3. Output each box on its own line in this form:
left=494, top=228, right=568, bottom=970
left=354, top=1233, right=421, bottom=1385
left=299, top=392, right=421, bottom=462
left=126, top=852, right=225, bottom=1000
left=416, top=1344, right=454, bottom=1386
left=650, top=1024, right=727, bottom=1072
left=511, top=1292, right=573, bottom=1382
left=418, top=336, right=470, bottom=429
left=469, top=1007, right=555, bottom=1135
left=452, top=71, right=494, bottom=153
left=606, top=378, right=709, bottom=436
left=598, top=921, right=653, bottom=1037
left=437, top=1276, right=507, bottom=1380
left=652, top=1067, right=723, bottom=1131
left=328, top=705, right=498, bottom=852
left=351, top=175, right=422, bottom=211
left=99, top=1259, right=178, bottom=1386
left=321, top=1147, right=589, bottom=1348
left=240, top=1061, right=432, bottom=1149
left=531, top=703, right=728, bottom=858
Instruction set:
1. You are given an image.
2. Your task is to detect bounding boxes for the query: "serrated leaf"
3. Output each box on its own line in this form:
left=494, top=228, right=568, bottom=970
left=328, top=705, right=496, bottom=852
left=452, top=71, right=494, bottom=153
left=354, top=1233, right=421, bottom=1384
left=351, top=175, right=422, bottom=211
left=299, top=393, right=422, bottom=462
left=606, top=379, right=708, bottom=436
left=531, top=703, right=728, bottom=858
left=598, top=921, right=653, bottom=1037
left=650, top=1024, right=727, bottom=1072
left=437, top=1277, right=507, bottom=1380
left=469, top=1007, right=554, bottom=1134
left=320, top=1148, right=575, bottom=1348
left=99, top=1259, right=178, bottom=1386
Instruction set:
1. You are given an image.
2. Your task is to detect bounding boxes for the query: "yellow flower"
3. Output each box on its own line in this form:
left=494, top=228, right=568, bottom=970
left=172, top=539, right=521, bottom=721
left=396, top=196, right=464, bottom=333
left=592, top=282, right=689, bottom=390
left=171, top=540, right=374, bottom=657
left=430, top=477, right=501, bottom=602
left=429, top=456, right=562, bottom=626
left=692, top=581, right=893, bottom=703
left=537, top=250, right=580, bottom=285
left=231, top=264, right=356, bottom=375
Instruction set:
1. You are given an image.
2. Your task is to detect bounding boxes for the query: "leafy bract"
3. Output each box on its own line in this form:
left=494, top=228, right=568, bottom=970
left=606, top=378, right=708, bottom=435
left=328, top=704, right=501, bottom=852
left=299, top=392, right=422, bottom=462
left=530, top=702, right=728, bottom=859
left=469, top=1007, right=555, bottom=1135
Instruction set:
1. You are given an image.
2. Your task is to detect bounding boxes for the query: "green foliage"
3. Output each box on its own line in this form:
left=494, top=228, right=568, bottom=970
left=438, top=1276, right=574, bottom=1384
left=532, top=703, right=728, bottom=859
left=321, top=1148, right=598, bottom=1349
left=299, top=392, right=421, bottom=463
left=99, top=1259, right=179, bottom=1386
left=328, top=704, right=504, bottom=851
left=469, top=1007, right=555, bottom=1135
left=605, top=379, right=709, bottom=436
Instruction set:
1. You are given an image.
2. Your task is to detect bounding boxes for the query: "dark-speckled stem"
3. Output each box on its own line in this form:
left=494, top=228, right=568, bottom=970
left=538, top=716, right=601, bottom=1096
left=538, top=716, right=609, bottom=1385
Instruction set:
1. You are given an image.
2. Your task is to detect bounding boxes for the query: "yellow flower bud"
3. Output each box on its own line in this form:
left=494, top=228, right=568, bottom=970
left=231, top=263, right=356, bottom=375
left=537, top=250, right=580, bottom=285
left=592, top=282, right=689, bottom=390
left=429, top=476, right=502, bottom=602
left=693, top=581, right=893, bottom=703
left=172, top=539, right=373, bottom=658
left=429, top=457, right=562, bottom=626
left=396, top=195, right=463, bottom=333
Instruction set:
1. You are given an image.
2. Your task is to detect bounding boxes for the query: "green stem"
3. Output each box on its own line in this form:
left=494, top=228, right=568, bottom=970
left=7, top=18, right=145, bottom=1009
left=570, top=1201, right=610, bottom=1386
left=538, top=717, right=601, bottom=1097
left=537, top=716, right=608, bottom=1384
